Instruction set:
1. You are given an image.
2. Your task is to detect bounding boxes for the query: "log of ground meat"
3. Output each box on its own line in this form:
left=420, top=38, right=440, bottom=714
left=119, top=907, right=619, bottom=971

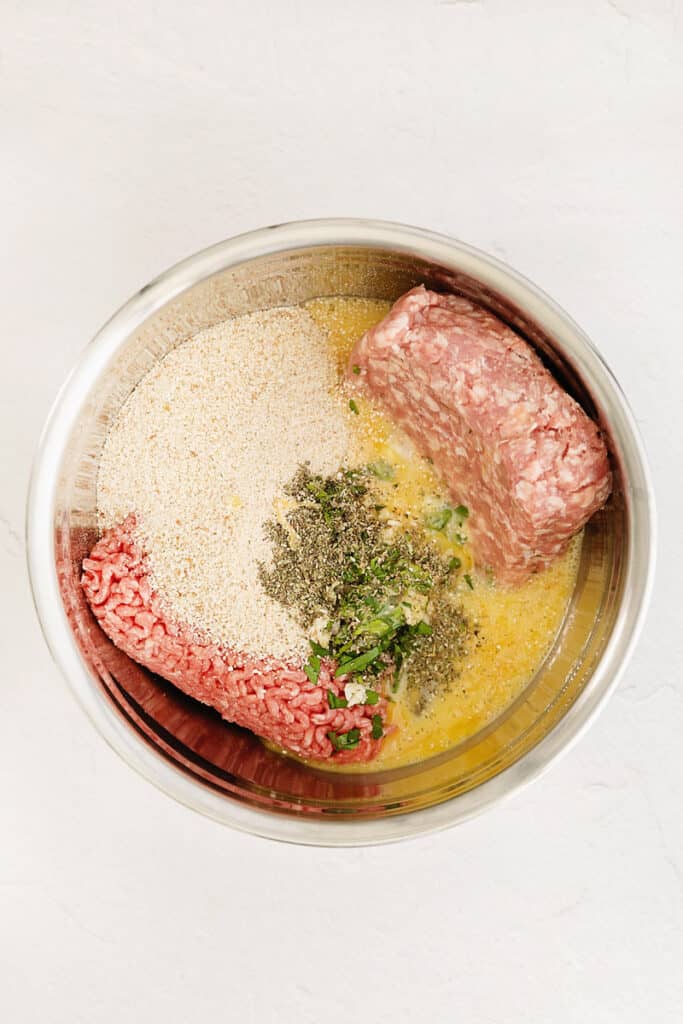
left=81, top=516, right=386, bottom=763
left=349, top=286, right=611, bottom=584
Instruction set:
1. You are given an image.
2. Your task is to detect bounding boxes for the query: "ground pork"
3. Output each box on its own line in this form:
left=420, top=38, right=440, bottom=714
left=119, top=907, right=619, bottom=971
left=349, top=286, right=612, bottom=584
left=81, top=517, right=387, bottom=763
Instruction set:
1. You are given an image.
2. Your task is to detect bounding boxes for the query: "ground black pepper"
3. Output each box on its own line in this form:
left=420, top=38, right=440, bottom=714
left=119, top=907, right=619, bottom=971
left=259, top=464, right=469, bottom=710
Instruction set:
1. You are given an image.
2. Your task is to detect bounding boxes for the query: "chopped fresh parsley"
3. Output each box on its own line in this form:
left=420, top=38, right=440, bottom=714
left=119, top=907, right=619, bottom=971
left=349, top=399, right=359, bottom=415
left=327, top=728, right=361, bottom=751
left=365, top=689, right=379, bottom=705
left=304, top=653, right=321, bottom=686
left=327, top=689, right=348, bottom=709
left=464, top=573, right=474, bottom=590
left=425, top=506, right=453, bottom=531
left=423, top=501, right=470, bottom=543
left=352, top=364, right=361, bottom=375
left=371, top=715, right=384, bottom=740
left=335, top=645, right=382, bottom=677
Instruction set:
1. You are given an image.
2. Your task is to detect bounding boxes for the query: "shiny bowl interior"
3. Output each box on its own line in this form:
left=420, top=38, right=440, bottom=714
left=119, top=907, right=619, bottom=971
left=27, top=220, right=654, bottom=845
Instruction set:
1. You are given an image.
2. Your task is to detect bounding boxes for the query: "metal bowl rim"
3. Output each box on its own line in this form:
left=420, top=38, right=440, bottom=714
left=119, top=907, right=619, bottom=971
left=26, top=217, right=656, bottom=846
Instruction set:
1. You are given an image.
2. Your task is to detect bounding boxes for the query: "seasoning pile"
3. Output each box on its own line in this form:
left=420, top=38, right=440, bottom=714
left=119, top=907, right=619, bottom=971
left=259, top=464, right=469, bottom=714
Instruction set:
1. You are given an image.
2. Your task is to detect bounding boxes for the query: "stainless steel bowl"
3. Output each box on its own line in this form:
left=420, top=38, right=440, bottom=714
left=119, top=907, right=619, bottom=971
left=27, top=219, right=655, bottom=845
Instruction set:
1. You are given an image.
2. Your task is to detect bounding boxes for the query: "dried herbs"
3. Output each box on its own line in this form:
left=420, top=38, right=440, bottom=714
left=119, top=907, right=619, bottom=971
left=259, top=464, right=470, bottom=710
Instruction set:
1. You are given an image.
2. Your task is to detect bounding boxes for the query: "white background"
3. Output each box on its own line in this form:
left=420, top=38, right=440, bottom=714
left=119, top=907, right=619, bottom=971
left=2, top=2, right=682, bottom=1021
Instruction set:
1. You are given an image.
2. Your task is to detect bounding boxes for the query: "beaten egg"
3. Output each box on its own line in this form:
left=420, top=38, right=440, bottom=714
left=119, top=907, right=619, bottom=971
left=305, top=296, right=580, bottom=771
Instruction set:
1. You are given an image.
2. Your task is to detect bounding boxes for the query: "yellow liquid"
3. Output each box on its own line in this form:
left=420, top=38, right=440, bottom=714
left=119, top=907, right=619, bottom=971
left=304, top=296, right=580, bottom=771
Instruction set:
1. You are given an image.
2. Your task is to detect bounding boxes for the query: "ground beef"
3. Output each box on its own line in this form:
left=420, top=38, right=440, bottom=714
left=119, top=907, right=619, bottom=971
left=349, top=286, right=612, bottom=584
left=81, top=516, right=387, bottom=763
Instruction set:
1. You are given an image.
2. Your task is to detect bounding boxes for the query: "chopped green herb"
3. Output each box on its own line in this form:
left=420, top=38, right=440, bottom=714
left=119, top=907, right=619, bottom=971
left=306, top=481, right=329, bottom=502
left=414, top=620, right=433, bottom=636
left=425, top=506, right=453, bottom=531
left=367, top=460, right=395, bottom=481
left=454, top=505, right=469, bottom=519
left=448, top=556, right=462, bottom=573
left=352, top=364, right=361, bottom=375
left=371, top=714, right=384, bottom=740
left=464, top=573, right=474, bottom=590
left=369, top=557, right=387, bottom=580
left=327, top=689, right=348, bottom=709
left=310, top=639, right=329, bottom=657
left=304, top=653, right=321, bottom=686
left=349, top=399, right=359, bottom=415
left=328, top=727, right=361, bottom=751
left=335, top=645, right=382, bottom=677
left=365, top=689, right=379, bottom=705
left=356, top=607, right=405, bottom=639
left=358, top=617, right=393, bottom=637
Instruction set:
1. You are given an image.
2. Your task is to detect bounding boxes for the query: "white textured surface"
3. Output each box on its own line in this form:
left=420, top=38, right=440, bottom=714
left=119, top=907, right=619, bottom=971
left=2, top=2, right=681, bottom=1021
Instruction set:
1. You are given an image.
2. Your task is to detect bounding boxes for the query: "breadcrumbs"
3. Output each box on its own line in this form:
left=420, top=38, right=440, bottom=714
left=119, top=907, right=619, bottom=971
left=97, top=306, right=350, bottom=659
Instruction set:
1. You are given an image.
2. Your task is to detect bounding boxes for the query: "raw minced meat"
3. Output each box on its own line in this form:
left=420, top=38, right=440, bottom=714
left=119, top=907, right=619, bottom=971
left=349, top=286, right=611, bottom=583
left=81, top=517, right=387, bottom=763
